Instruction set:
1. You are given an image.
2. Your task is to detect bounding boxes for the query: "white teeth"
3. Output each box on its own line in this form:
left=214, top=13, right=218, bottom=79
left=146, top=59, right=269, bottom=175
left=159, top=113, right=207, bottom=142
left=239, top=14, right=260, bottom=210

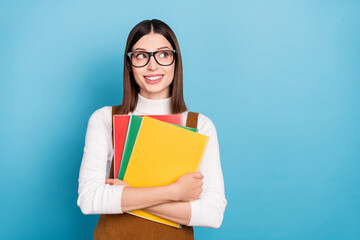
left=144, top=75, right=163, bottom=80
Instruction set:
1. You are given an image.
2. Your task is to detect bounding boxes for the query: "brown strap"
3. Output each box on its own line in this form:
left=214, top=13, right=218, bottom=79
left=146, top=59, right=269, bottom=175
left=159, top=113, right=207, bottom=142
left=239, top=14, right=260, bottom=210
left=110, top=104, right=123, bottom=148
left=108, top=106, right=119, bottom=179
left=186, top=111, right=199, bottom=129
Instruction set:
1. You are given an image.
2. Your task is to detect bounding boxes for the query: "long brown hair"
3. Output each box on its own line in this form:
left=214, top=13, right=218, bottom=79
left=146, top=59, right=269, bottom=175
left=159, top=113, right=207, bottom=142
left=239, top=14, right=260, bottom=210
left=115, top=19, right=187, bottom=114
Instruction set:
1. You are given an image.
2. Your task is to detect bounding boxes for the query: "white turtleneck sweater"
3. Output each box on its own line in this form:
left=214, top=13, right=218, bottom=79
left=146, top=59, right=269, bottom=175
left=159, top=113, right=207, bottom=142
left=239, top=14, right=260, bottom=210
left=77, top=93, right=227, bottom=228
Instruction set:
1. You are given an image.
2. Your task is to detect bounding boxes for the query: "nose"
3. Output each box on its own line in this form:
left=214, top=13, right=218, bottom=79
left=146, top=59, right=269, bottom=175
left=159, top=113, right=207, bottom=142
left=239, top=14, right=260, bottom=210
left=147, top=55, right=158, bottom=70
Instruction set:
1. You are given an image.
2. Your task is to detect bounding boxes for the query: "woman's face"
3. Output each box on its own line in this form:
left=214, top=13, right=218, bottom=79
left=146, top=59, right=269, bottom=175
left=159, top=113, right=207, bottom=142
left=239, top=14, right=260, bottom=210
left=130, top=33, right=175, bottom=99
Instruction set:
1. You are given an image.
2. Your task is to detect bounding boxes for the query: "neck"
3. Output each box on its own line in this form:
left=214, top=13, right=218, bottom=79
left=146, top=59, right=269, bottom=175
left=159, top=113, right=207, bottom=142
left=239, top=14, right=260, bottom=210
left=134, top=93, right=172, bottom=115
left=139, top=89, right=170, bottom=100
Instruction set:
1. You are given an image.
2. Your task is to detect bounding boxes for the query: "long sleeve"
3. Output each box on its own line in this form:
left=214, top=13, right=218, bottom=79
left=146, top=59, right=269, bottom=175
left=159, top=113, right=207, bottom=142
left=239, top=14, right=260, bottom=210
left=77, top=106, right=125, bottom=214
left=186, top=113, right=227, bottom=228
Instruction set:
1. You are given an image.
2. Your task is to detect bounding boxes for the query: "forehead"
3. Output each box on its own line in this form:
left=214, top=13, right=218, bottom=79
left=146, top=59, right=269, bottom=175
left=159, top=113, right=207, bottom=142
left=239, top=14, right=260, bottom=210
left=132, top=33, right=172, bottom=51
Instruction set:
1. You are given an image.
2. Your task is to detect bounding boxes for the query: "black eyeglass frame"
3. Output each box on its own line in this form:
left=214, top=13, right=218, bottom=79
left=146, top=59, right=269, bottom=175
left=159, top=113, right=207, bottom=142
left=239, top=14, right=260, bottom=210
left=127, top=50, right=177, bottom=68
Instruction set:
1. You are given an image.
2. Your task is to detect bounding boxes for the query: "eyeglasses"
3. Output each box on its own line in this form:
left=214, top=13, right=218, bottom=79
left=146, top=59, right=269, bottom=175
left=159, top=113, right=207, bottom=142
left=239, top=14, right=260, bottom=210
left=127, top=50, right=177, bottom=67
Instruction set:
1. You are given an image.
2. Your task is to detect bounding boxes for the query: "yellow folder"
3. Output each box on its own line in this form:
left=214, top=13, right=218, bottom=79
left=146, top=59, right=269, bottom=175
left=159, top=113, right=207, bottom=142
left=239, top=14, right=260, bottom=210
left=123, top=116, right=209, bottom=228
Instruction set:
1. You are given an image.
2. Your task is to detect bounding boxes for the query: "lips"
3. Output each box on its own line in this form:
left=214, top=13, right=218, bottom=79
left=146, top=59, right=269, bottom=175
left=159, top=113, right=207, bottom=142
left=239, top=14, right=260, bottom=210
left=144, top=74, right=164, bottom=84
left=144, top=74, right=163, bottom=77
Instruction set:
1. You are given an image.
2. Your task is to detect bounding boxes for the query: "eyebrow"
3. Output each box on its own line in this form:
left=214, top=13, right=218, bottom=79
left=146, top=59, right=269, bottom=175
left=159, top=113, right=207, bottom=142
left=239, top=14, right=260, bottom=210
left=134, top=46, right=171, bottom=51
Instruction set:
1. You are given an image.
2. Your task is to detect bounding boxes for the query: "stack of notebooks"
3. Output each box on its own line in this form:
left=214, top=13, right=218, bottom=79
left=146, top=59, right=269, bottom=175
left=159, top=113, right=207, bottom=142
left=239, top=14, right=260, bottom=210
left=113, top=114, right=209, bottom=228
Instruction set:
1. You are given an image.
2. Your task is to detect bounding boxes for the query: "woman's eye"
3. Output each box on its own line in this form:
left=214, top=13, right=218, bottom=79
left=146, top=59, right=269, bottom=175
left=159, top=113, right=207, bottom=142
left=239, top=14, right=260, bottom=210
left=159, top=52, right=169, bottom=58
left=135, top=53, right=147, bottom=59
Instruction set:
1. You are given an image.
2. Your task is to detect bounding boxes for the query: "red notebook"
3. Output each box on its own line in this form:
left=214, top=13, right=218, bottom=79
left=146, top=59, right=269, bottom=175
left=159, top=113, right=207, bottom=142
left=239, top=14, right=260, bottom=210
left=113, top=114, right=183, bottom=179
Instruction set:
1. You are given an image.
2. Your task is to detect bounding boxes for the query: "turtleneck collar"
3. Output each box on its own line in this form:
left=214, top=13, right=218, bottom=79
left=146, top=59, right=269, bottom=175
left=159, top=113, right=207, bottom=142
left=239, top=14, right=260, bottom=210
left=133, top=93, right=172, bottom=115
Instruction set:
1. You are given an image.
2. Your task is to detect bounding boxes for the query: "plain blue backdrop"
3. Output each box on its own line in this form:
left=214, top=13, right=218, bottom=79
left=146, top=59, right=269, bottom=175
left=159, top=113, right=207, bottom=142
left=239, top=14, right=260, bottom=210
left=1, top=0, right=359, bottom=239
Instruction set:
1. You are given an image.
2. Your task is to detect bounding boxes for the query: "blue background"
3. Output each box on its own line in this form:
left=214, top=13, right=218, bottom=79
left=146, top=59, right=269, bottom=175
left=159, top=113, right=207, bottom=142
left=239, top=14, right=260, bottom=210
left=1, top=0, right=359, bottom=239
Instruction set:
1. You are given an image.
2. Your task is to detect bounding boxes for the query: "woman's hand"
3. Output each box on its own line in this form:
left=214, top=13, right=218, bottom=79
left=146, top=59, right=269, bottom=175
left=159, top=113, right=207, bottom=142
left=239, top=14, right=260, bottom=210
left=105, top=178, right=130, bottom=187
left=171, top=172, right=204, bottom=202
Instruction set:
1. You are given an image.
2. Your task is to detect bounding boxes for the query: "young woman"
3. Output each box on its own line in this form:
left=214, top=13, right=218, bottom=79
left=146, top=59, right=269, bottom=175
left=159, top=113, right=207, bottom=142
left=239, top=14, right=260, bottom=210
left=77, top=19, right=227, bottom=239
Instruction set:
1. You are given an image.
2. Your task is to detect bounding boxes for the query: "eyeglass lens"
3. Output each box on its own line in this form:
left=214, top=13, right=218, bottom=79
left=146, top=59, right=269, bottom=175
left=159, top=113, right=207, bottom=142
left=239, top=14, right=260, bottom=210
left=131, top=50, right=175, bottom=67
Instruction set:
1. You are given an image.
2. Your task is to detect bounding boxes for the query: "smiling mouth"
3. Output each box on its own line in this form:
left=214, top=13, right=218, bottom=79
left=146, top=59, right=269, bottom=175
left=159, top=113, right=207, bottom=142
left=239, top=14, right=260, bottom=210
left=144, top=75, right=164, bottom=81
left=143, top=75, right=164, bottom=84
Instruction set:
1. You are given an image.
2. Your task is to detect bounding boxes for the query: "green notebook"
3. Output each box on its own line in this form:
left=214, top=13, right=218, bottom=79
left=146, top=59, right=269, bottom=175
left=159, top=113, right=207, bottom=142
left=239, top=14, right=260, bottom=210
left=118, top=115, right=143, bottom=180
left=170, top=123, right=199, bottom=133
left=117, top=115, right=198, bottom=180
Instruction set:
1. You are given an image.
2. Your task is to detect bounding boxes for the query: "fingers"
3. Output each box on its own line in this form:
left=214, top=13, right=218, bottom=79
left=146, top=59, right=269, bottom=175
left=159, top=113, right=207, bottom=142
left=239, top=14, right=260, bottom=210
left=105, top=178, right=130, bottom=186
left=193, top=172, right=204, bottom=179
left=106, top=179, right=121, bottom=184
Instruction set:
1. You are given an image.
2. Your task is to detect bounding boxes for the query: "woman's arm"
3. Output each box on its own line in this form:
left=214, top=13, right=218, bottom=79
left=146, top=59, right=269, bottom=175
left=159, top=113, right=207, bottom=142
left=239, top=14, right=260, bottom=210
left=102, top=178, right=177, bottom=212
left=184, top=115, right=227, bottom=228
left=106, top=172, right=204, bottom=213
left=184, top=114, right=227, bottom=228
left=77, top=107, right=125, bottom=214
left=143, top=202, right=191, bottom=226
left=106, top=173, right=203, bottom=225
